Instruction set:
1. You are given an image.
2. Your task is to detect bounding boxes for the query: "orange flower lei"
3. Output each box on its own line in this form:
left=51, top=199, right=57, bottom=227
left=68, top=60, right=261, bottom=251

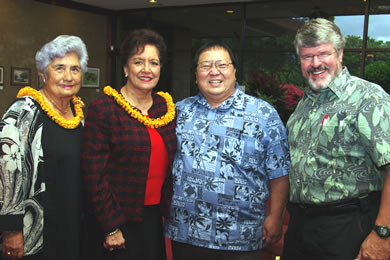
left=16, top=87, right=84, bottom=129
left=103, top=86, right=175, bottom=128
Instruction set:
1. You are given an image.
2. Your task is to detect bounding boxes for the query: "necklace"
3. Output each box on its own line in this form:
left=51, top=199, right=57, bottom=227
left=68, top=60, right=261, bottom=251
left=17, top=87, right=85, bottom=129
left=103, top=86, right=175, bottom=128
left=121, top=88, right=152, bottom=115
left=41, top=89, right=70, bottom=114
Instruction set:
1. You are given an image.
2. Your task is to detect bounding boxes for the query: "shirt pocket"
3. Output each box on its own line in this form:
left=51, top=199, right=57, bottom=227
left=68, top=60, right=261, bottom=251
left=317, top=113, right=357, bottom=155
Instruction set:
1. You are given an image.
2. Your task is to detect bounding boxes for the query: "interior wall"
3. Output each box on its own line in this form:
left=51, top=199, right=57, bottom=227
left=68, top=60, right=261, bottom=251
left=115, top=13, right=192, bottom=102
left=0, top=0, right=109, bottom=115
left=170, top=27, right=192, bottom=102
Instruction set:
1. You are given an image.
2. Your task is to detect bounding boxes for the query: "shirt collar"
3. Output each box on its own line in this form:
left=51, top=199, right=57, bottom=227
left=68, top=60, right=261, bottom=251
left=196, top=82, right=243, bottom=110
left=304, top=67, right=350, bottom=101
left=327, top=67, right=351, bottom=98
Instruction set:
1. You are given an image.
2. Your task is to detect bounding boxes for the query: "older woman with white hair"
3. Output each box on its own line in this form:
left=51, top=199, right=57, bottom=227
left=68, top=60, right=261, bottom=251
left=0, top=35, right=88, bottom=260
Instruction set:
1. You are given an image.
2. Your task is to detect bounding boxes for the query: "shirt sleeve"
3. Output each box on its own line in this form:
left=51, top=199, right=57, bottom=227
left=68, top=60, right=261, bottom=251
left=264, top=108, right=290, bottom=180
left=0, top=101, right=27, bottom=231
left=81, top=100, right=127, bottom=233
left=357, top=93, right=390, bottom=167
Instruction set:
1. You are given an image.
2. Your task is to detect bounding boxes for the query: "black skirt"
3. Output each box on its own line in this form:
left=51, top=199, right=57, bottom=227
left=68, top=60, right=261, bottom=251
left=83, top=205, right=167, bottom=260
left=41, top=111, right=83, bottom=260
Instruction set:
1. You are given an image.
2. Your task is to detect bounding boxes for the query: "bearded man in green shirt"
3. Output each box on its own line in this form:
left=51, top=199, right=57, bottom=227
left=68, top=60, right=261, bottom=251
left=283, top=18, right=390, bottom=260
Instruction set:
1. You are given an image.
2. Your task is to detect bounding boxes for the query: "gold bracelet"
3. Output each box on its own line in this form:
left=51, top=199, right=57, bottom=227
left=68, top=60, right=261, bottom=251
left=106, top=228, right=120, bottom=238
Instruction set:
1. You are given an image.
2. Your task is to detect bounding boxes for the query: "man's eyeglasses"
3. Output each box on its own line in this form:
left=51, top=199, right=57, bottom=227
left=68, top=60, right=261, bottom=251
left=300, top=51, right=336, bottom=63
left=198, top=60, right=233, bottom=72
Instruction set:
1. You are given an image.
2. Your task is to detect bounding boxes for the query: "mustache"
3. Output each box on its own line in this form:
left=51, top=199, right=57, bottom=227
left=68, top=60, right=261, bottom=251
left=307, top=65, right=329, bottom=73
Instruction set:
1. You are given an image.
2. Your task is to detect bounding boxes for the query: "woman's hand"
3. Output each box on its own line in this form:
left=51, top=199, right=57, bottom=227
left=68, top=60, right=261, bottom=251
left=2, top=231, right=24, bottom=260
left=103, top=229, right=125, bottom=252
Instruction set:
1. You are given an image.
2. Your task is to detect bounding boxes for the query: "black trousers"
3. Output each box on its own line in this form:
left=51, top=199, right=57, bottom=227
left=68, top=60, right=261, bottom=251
left=282, top=194, right=380, bottom=260
left=171, top=241, right=261, bottom=260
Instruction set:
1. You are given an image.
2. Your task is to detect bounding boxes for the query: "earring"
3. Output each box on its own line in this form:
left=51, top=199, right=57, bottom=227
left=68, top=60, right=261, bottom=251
left=125, top=74, right=128, bottom=78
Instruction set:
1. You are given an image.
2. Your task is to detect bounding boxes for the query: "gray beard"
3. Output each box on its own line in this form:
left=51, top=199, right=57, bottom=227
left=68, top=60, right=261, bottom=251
left=307, top=64, right=343, bottom=92
left=308, top=72, right=332, bottom=92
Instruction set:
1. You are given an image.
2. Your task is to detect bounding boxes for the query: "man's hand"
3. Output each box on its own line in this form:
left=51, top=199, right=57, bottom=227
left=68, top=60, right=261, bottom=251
left=262, top=214, right=283, bottom=246
left=356, top=165, right=390, bottom=260
left=355, top=231, right=390, bottom=260
left=2, top=231, right=24, bottom=260
left=263, top=175, right=289, bottom=247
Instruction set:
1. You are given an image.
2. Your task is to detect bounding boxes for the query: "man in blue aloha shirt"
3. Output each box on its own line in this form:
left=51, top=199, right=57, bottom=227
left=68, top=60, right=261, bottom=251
left=164, top=42, right=290, bottom=260
left=283, top=18, right=390, bottom=260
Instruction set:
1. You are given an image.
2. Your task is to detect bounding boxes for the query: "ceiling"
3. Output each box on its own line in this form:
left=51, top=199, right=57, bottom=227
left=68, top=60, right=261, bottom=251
left=42, top=0, right=390, bottom=15
left=71, top=0, right=261, bottom=11
left=37, top=0, right=389, bottom=40
left=54, top=0, right=378, bottom=18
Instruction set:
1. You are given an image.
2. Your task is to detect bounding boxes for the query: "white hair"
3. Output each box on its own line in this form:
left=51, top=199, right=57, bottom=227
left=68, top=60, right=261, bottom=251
left=35, top=35, right=88, bottom=75
left=294, top=18, right=346, bottom=56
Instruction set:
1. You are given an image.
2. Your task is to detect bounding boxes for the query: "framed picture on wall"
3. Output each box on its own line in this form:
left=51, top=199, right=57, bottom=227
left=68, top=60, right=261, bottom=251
left=37, top=75, right=44, bottom=89
left=82, top=67, right=100, bottom=88
left=11, top=67, right=31, bottom=86
left=0, top=66, right=4, bottom=84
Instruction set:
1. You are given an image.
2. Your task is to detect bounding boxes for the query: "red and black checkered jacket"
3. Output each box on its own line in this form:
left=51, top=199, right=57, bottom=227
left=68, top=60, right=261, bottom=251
left=81, top=91, right=177, bottom=234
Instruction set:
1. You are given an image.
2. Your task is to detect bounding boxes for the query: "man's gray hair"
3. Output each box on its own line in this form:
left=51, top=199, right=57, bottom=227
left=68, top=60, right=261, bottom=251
left=35, top=35, right=88, bottom=75
left=294, top=18, right=346, bottom=56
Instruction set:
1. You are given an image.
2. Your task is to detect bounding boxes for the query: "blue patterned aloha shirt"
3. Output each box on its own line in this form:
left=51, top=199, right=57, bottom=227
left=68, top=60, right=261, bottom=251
left=164, top=83, right=290, bottom=251
left=287, top=67, right=390, bottom=204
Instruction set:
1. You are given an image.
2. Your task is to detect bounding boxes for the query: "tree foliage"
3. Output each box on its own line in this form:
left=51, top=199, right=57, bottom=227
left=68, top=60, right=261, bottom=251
left=365, top=60, right=390, bottom=93
left=190, top=27, right=390, bottom=116
left=245, top=71, right=303, bottom=123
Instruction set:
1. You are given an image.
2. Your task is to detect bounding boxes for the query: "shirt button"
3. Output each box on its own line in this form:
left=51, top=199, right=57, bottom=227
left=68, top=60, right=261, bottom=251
left=307, top=130, right=310, bottom=134
left=301, top=154, right=304, bottom=158
left=313, top=109, right=317, bottom=112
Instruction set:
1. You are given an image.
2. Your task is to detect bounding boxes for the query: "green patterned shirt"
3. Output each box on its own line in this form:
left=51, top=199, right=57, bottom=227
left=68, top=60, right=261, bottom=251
left=287, top=68, right=390, bottom=204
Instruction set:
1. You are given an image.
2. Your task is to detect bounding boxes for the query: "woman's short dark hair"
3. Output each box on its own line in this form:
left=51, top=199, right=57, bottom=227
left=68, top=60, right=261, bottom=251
left=193, top=41, right=237, bottom=70
left=120, top=29, right=167, bottom=67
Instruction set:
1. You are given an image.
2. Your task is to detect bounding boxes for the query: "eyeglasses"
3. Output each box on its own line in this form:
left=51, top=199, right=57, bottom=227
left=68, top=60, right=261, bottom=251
left=198, top=60, right=233, bottom=72
left=300, top=51, right=337, bottom=63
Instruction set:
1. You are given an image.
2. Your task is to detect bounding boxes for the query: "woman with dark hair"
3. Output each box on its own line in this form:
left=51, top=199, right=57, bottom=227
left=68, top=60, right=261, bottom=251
left=0, top=35, right=88, bottom=260
left=82, top=29, right=176, bottom=260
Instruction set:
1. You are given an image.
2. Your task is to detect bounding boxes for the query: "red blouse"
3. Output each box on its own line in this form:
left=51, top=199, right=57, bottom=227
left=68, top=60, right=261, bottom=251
left=144, top=127, right=168, bottom=205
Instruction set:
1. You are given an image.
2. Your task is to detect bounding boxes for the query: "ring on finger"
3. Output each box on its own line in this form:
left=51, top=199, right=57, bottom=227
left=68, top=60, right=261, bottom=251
left=7, top=252, right=11, bottom=255
left=109, top=248, right=114, bottom=251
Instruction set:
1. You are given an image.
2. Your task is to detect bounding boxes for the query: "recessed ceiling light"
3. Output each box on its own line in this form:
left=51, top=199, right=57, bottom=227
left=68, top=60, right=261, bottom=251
left=149, top=0, right=158, bottom=3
